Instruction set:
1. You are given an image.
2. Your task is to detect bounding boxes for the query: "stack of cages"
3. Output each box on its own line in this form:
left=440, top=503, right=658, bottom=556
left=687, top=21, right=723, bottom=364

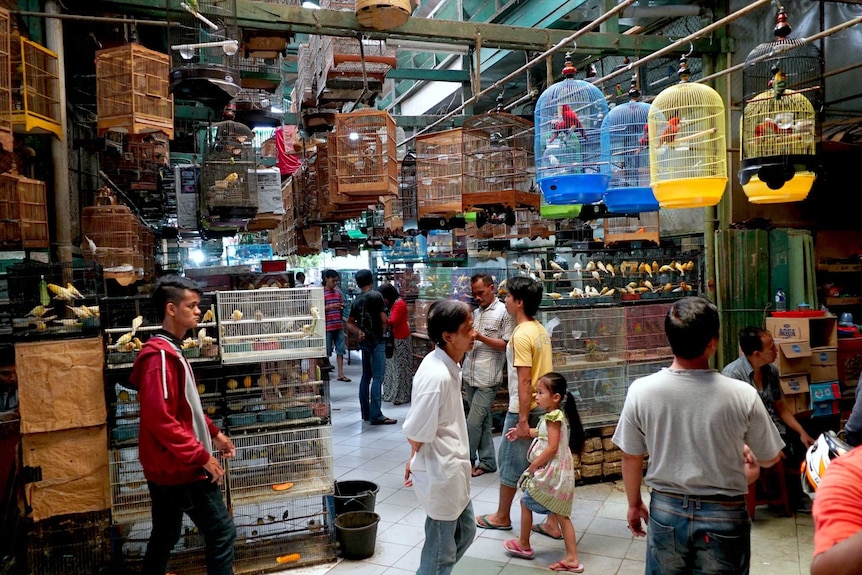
left=536, top=306, right=626, bottom=428
left=23, top=510, right=111, bottom=575
left=99, top=292, right=219, bottom=370
left=416, top=128, right=462, bottom=227
left=7, top=260, right=103, bottom=339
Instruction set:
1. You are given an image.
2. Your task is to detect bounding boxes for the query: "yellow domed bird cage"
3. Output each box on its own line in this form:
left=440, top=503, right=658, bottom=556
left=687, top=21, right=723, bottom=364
left=740, top=6, right=821, bottom=203
left=648, top=54, right=727, bottom=208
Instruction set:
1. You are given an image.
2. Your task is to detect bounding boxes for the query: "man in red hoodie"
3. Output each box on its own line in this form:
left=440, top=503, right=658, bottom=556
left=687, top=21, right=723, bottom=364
left=131, top=276, right=236, bottom=575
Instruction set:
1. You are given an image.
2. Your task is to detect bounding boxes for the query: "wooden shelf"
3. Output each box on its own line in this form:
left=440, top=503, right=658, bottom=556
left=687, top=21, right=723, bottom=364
left=817, top=263, right=862, bottom=273
left=825, top=297, right=862, bottom=306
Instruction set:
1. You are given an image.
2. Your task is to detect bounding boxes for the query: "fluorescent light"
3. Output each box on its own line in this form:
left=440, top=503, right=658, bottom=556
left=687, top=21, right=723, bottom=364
left=302, top=0, right=321, bottom=9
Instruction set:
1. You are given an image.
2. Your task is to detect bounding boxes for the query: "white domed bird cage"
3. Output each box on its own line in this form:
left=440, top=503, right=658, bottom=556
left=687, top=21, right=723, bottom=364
left=167, top=0, right=241, bottom=111
left=535, top=54, right=609, bottom=205
left=600, top=81, right=658, bottom=214
left=462, top=95, right=539, bottom=225
left=648, top=54, right=728, bottom=208
left=200, top=116, right=258, bottom=235
left=739, top=6, right=821, bottom=203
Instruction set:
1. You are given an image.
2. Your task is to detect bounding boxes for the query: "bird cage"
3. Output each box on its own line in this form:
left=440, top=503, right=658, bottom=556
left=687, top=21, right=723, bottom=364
left=167, top=0, right=241, bottom=110
left=81, top=198, right=149, bottom=285
left=0, top=9, right=12, bottom=154
left=603, top=212, right=660, bottom=246
left=416, top=128, right=462, bottom=225
left=200, top=117, right=259, bottom=229
left=535, top=54, right=609, bottom=205
left=0, top=171, right=48, bottom=248
left=462, top=100, right=538, bottom=216
left=330, top=109, right=398, bottom=197
left=95, top=44, right=174, bottom=138
left=740, top=6, right=821, bottom=203
left=648, top=54, right=727, bottom=208
left=11, top=36, right=61, bottom=138
left=400, top=150, right=418, bottom=231
left=600, top=82, right=658, bottom=214
left=319, top=36, right=396, bottom=104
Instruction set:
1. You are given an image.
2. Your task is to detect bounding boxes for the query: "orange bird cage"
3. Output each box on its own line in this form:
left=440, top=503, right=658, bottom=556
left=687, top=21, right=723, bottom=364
left=648, top=54, right=727, bottom=208
left=11, top=36, right=61, bottom=139
left=0, top=9, right=12, bottom=155
left=740, top=6, right=821, bottom=203
left=330, top=109, right=398, bottom=197
left=95, top=44, right=174, bottom=138
left=416, top=127, right=463, bottom=228
left=462, top=97, right=539, bottom=221
left=0, top=171, right=48, bottom=249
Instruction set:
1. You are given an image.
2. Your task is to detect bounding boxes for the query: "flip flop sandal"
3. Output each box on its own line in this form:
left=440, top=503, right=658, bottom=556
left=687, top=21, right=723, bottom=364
left=532, top=523, right=564, bottom=540
left=503, top=539, right=535, bottom=559
left=476, top=514, right=512, bottom=530
left=549, top=561, right=585, bottom=573
left=337, top=376, right=352, bottom=382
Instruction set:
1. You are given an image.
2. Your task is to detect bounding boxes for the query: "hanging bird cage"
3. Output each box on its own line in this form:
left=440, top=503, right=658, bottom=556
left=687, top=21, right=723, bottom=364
left=416, top=128, right=462, bottom=226
left=11, top=35, right=61, bottom=139
left=167, top=0, right=241, bottom=111
left=200, top=117, right=258, bottom=230
left=95, top=44, right=174, bottom=138
left=600, top=82, right=658, bottom=214
left=330, top=109, right=397, bottom=197
left=739, top=6, right=821, bottom=203
left=535, top=54, right=609, bottom=205
left=0, top=9, right=11, bottom=154
left=462, top=97, right=538, bottom=218
left=400, top=150, right=418, bottom=231
left=648, top=54, right=727, bottom=208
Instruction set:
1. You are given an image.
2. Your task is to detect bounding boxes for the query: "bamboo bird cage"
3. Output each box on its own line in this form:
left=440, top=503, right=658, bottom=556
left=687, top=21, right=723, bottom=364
left=416, top=128, right=463, bottom=225
left=329, top=109, right=398, bottom=198
left=11, top=35, right=61, bottom=139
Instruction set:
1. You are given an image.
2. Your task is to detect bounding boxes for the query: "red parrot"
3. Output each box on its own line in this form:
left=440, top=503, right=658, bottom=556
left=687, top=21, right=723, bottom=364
left=659, top=116, right=681, bottom=146
left=754, top=120, right=792, bottom=138
left=638, top=124, right=649, bottom=147
left=552, top=104, right=587, bottom=141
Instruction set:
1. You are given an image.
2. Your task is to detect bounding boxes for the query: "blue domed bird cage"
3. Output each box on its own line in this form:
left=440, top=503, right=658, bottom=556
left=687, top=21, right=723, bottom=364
left=739, top=6, right=821, bottom=203
left=600, top=79, right=659, bottom=214
left=648, top=53, right=728, bottom=208
left=535, top=54, right=610, bottom=205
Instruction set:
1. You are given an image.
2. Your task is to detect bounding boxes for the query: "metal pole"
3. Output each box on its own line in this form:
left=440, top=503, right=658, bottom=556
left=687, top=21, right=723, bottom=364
left=13, top=10, right=171, bottom=27
left=398, top=0, right=639, bottom=146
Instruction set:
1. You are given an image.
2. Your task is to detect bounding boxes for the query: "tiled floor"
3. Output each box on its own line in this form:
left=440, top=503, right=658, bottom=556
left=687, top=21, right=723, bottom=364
left=297, top=355, right=814, bottom=575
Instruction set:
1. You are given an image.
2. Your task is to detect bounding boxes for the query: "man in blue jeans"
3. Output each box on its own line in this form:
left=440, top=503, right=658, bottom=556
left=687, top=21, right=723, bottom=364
left=613, top=297, right=784, bottom=575
left=347, top=269, right=396, bottom=425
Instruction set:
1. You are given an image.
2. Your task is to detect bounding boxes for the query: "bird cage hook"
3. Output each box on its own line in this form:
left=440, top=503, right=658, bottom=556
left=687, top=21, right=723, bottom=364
left=684, top=42, right=694, bottom=58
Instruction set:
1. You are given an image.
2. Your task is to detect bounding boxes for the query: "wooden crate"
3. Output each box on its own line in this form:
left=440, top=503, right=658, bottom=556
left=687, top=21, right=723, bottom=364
left=0, top=172, right=48, bottom=248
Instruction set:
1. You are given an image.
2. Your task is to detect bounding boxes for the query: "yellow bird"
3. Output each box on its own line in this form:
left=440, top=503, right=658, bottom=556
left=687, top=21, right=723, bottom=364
left=201, top=309, right=214, bottom=323
left=231, top=310, right=243, bottom=321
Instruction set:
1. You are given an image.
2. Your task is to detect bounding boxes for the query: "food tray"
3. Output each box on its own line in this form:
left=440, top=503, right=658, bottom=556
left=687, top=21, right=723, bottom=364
left=285, top=406, right=313, bottom=419
left=257, top=409, right=286, bottom=423
left=228, top=413, right=258, bottom=426
left=771, top=310, right=826, bottom=318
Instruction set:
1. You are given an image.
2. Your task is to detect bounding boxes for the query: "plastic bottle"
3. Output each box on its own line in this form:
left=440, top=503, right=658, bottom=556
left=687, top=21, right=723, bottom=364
left=775, top=288, right=787, bottom=311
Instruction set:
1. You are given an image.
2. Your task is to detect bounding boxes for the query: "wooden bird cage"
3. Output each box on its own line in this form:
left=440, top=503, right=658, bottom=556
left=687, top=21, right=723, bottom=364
left=0, top=9, right=12, bottom=154
left=462, top=107, right=538, bottom=214
left=81, top=202, right=149, bottom=285
left=416, top=128, right=462, bottom=223
left=739, top=6, right=821, bottom=204
left=600, top=86, right=658, bottom=214
left=330, top=109, right=397, bottom=197
left=0, top=171, right=48, bottom=248
left=325, top=133, right=382, bottom=221
left=95, top=44, right=174, bottom=138
left=167, top=0, right=240, bottom=110
left=200, top=119, right=259, bottom=228
left=535, top=55, right=609, bottom=205
left=648, top=55, right=727, bottom=209
left=11, top=37, right=61, bottom=139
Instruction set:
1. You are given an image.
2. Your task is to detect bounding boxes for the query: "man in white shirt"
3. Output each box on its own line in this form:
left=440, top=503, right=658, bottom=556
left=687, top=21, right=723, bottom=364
left=404, top=299, right=477, bottom=575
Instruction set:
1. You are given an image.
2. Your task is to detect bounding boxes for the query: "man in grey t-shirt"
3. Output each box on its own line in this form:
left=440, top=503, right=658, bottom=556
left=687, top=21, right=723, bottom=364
left=613, top=297, right=784, bottom=575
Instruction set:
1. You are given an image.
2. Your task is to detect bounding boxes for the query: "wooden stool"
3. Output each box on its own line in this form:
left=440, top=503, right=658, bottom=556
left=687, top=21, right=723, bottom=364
left=746, top=458, right=792, bottom=520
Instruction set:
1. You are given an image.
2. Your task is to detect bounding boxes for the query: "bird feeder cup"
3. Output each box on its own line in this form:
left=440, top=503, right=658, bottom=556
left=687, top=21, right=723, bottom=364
left=739, top=6, right=821, bottom=204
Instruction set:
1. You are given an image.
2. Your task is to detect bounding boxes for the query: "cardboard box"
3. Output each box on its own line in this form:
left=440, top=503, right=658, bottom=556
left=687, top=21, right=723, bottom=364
left=766, top=316, right=838, bottom=348
left=21, top=425, right=110, bottom=521
left=780, top=374, right=810, bottom=395
left=812, top=400, right=840, bottom=417
left=810, top=381, right=841, bottom=402
left=16, top=337, right=106, bottom=434
left=785, top=392, right=811, bottom=415
left=810, top=364, right=839, bottom=383
left=812, top=347, right=838, bottom=366
left=776, top=341, right=811, bottom=375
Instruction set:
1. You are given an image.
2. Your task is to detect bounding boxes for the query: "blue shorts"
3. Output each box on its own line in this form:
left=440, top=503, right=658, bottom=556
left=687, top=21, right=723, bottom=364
left=521, top=490, right=551, bottom=516
left=326, top=328, right=346, bottom=356
left=498, top=409, right=544, bottom=488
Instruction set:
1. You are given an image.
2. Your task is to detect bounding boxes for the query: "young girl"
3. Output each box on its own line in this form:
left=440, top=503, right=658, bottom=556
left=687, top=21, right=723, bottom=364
left=503, top=372, right=586, bottom=573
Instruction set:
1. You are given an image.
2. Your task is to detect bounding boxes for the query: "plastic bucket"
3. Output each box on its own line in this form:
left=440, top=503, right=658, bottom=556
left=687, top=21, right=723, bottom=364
left=335, top=511, right=380, bottom=560
left=333, top=480, right=379, bottom=516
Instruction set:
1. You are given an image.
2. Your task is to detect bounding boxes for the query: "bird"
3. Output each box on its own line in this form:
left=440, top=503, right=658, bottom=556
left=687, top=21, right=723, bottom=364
left=638, top=124, right=649, bottom=147
left=549, top=104, right=586, bottom=143
left=771, top=65, right=787, bottom=101
left=659, top=116, right=681, bottom=146
left=84, top=236, right=97, bottom=255
left=754, top=120, right=778, bottom=139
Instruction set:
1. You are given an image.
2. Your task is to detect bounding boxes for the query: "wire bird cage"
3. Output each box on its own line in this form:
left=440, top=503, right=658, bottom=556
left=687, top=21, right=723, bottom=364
left=416, top=128, right=463, bottom=225
left=330, top=109, right=398, bottom=197
left=201, top=118, right=259, bottom=230
left=166, top=0, right=241, bottom=110
left=461, top=102, right=538, bottom=217
left=739, top=6, right=821, bottom=204
left=535, top=55, right=609, bottom=205
left=24, top=511, right=111, bottom=575
left=232, top=496, right=336, bottom=571
left=217, top=287, right=326, bottom=364
left=623, top=302, right=674, bottom=362
left=0, top=9, right=11, bottom=154
left=227, top=426, right=333, bottom=507
left=600, top=83, right=658, bottom=214
left=11, top=35, right=61, bottom=138
left=648, top=55, right=727, bottom=209
left=112, top=514, right=208, bottom=571
left=399, top=150, right=418, bottom=231
left=603, top=212, right=660, bottom=247
left=95, top=44, right=174, bottom=138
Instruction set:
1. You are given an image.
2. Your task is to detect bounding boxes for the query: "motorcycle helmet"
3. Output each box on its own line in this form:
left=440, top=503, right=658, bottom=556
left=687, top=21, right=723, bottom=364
left=801, top=430, right=852, bottom=499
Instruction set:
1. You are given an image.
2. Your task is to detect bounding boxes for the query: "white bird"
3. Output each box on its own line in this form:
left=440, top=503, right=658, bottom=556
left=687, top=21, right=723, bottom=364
left=549, top=261, right=565, bottom=272
left=85, top=236, right=97, bottom=255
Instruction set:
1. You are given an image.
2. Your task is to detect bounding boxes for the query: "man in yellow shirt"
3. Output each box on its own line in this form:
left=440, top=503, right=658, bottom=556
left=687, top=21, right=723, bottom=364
left=477, top=276, right=553, bottom=531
